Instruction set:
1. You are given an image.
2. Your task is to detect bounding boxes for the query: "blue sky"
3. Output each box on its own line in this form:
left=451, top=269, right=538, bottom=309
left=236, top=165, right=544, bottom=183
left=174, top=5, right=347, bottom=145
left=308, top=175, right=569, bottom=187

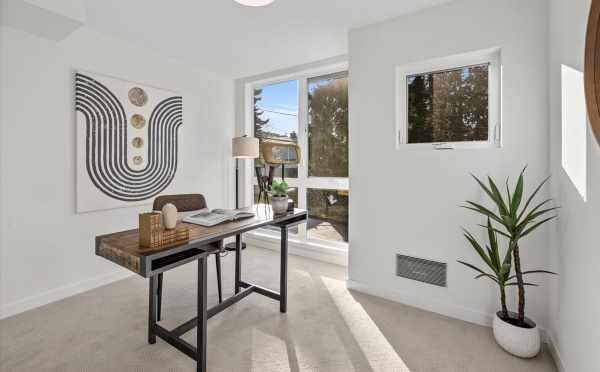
left=256, top=80, right=298, bottom=137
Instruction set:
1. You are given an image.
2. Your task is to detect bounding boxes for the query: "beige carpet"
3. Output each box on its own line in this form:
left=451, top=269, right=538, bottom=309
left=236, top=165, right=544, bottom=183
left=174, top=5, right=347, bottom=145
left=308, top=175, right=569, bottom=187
left=0, top=247, right=556, bottom=372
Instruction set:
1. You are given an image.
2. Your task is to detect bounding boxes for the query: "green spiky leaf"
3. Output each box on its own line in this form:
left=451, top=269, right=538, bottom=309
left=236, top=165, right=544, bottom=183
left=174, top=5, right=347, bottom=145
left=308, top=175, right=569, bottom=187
left=517, top=175, right=550, bottom=221
left=510, top=171, right=524, bottom=217
left=519, top=216, right=557, bottom=238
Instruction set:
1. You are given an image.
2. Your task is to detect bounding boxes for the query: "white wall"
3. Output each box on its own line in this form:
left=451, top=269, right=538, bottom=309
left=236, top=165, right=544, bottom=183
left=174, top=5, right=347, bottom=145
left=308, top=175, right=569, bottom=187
left=0, top=25, right=234, bottom=318
left=348, top=0, right=552, bottom=328
left=548, top=0, right=600, bottom=371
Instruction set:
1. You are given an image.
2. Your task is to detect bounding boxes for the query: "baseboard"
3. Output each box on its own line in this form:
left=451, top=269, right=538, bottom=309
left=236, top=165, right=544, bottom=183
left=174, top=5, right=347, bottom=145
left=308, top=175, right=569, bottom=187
left=0, top=235, right=344, bottom=320
left=242, top=233, right=348, bottom=266
left=347, top=279, right=565, bottom=367
left=545, top=332, right=566, bottom=372
left=0, top=269, right=133, bottom=320
left=346, top=279, right=495, bottom=327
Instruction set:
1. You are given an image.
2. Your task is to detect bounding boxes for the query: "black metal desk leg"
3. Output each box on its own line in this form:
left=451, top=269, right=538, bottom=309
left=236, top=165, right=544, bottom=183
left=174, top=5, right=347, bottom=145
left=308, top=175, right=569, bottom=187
left=197, top=257, right=207, bottom=372
left=280, top=226, right=288, bottom=313
left=157, top=273, right=163, bottom=321
left=148, top=275, right=158, bottom=344
left=235, top=234, right=242, bottom=294
left=215, top=253, right=223, bottom=303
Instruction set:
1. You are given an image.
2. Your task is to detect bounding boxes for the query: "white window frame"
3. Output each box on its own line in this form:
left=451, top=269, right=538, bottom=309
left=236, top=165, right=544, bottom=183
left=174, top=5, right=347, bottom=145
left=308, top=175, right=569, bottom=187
left=243, top=62, right=350, bottom=250
left=396, top=48, right=502, bottom=150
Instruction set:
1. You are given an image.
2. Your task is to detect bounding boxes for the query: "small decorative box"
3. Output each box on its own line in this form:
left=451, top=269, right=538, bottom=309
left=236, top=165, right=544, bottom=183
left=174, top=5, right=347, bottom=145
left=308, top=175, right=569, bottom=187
left=139, top=212, right=189, bottom=249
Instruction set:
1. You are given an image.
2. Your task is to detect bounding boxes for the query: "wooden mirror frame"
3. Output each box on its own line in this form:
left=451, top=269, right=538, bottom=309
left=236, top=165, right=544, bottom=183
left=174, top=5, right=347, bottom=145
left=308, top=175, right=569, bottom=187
left=585, top=0, right=600, bottom=145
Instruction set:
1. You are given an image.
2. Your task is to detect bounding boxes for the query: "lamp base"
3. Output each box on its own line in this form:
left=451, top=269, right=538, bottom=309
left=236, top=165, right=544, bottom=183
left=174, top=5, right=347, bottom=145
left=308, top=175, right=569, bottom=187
left=224, top=242, right=247, bottom=251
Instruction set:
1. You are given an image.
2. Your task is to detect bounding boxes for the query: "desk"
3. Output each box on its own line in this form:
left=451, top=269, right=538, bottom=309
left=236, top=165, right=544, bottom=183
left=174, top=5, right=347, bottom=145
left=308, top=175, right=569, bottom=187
left=95, top=206, right=307, bottom=372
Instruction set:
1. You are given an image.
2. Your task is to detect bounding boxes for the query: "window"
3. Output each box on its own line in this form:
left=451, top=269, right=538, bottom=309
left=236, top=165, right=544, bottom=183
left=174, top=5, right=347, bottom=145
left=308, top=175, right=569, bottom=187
left=561, top=64, right=587, bottom=201
left=407, top=64, right=489, bottom=143
left=254, top=80, right=299, bottom=178
left=249, top=66, right=349, bottom=246
left=254, top=184, right=300, bottom=234
left=308, top=72, right=349, bottom=178
left=307, top=72, right=349, bottom=243
left=397, top=49, right=501, bottom=148
left=307, top=188, right=348, bottom=242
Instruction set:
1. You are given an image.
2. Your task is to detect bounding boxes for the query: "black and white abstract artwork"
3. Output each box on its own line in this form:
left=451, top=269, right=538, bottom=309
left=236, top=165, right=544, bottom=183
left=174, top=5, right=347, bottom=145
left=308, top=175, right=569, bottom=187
left=75, top=71, right=183, bottom=212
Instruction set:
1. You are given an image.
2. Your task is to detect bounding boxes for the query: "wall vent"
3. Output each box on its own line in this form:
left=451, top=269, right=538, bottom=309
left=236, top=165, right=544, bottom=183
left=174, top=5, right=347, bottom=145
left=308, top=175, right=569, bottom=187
left=396, top=254, right=447, bottom=287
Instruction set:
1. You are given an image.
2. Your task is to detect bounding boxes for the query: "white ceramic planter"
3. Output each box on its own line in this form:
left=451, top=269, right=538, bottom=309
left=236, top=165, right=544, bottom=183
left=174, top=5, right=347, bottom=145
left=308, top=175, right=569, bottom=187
left=271, top=196, right=288, bottom=215
left=493, top=311, right=541, bottom=358
left=162, top=203, right=178, bottom=230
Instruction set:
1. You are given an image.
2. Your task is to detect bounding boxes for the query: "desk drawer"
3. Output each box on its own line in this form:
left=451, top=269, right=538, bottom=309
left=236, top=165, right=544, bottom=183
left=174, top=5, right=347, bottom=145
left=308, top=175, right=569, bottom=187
left=150, top=248, right=206, bottom=274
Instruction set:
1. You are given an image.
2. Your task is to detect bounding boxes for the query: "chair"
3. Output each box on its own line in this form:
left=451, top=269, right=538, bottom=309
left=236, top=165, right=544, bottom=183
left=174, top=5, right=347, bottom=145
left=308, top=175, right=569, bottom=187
left=152, top=194, right=223, bottom=321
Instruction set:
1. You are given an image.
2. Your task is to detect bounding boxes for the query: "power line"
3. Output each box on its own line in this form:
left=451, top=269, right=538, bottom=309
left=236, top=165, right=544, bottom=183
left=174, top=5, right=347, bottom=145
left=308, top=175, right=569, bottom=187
left=260, top=108, right=298, bottom=117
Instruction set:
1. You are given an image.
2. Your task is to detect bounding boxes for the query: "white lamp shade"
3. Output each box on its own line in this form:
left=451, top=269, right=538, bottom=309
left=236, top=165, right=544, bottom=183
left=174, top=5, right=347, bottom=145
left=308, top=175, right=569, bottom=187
left=234, top=0, right=275, bottom=6
left=232, top=136, right=259, bottom=158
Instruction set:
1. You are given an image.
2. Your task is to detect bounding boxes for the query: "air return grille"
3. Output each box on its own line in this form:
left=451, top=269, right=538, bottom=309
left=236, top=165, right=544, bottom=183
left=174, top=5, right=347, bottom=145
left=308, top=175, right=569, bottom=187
left=396, top=254, right=447, bottom=287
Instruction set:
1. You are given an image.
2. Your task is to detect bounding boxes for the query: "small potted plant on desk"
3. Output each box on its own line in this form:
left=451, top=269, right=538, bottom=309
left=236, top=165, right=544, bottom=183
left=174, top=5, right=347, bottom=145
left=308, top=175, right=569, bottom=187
left=269, top=179, right=289, bottom=215
left=459, top=168, right=557, bottom=358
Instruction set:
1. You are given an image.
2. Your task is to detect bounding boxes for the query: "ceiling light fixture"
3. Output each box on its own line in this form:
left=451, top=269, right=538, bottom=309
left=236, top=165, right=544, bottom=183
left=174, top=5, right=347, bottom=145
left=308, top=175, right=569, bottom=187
left=234, top=0, right=274, bottom=6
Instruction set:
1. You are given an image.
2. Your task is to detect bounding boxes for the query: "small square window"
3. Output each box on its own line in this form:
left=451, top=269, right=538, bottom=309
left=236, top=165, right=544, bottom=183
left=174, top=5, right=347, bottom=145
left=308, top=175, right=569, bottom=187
left=407, top=64, right=489, bottom=143
left=397, top=49, right=501, bottom=149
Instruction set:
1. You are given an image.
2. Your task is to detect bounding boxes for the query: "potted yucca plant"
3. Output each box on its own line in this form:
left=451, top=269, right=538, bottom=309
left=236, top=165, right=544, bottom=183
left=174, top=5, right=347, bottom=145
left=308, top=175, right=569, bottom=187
left=269, top=179, right=289, bottom=215
left=458, top=219, right=513, bottom=320
left=460, top=167, right=557, bottom=358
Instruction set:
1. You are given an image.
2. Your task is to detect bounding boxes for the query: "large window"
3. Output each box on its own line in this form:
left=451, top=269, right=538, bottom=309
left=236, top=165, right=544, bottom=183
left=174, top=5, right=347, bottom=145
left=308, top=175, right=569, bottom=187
left=254, top=80, right=299, bottom=178
left=250, top=69, right=349, bottom=245
left=397, top=49, right=501, bottom=149
left=307, top=188, right=348, bottom=242
left=308, top=73, right=349, bottom=178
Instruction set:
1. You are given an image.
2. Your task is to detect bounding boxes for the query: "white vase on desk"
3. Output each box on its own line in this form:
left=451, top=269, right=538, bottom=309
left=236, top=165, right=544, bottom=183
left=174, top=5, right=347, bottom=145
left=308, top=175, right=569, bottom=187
left=271, top=196, right=288, bottom=215
left=162, top=203, right=178, bottom=229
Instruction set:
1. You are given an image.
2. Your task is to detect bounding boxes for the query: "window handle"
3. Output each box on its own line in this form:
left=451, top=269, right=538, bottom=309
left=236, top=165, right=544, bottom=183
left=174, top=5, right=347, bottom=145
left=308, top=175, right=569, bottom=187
left=433, top=143, right=454, bottom=150
left=494, top=124, right=500, bottom=144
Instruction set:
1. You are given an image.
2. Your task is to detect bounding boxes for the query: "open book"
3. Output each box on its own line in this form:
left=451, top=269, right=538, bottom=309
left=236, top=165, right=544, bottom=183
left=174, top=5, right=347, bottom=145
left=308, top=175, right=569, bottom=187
left=182, top=208, right=255, bottom=227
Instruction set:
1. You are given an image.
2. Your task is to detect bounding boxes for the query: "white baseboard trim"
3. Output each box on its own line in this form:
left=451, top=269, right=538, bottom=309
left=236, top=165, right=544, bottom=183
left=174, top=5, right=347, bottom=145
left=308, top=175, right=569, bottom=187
left=1, top=234, right=345, bottom=320
left=0, top=269, right=133, bottom=320
left=347, top=279, right=564, bottom=368
left=242, top=233, right=348, bottom=266
left=346, top=279, right=493, bottom=327
left=546, top=332, right=566, bottom=372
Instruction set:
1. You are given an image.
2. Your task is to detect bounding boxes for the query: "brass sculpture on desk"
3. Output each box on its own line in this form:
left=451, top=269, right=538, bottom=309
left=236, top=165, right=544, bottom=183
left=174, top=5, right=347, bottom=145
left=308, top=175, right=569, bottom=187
left=255, top=140, right=301, bottom=212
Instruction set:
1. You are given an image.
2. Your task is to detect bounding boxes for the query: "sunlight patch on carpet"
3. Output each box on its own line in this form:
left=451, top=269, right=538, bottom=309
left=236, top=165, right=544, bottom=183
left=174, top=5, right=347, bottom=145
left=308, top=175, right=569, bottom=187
left=321, top=276, right=411, bottom=372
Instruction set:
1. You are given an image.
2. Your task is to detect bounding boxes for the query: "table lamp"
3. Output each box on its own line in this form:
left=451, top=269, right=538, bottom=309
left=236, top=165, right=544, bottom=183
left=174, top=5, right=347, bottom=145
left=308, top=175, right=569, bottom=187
left=225, top=135, right=259, bottom=251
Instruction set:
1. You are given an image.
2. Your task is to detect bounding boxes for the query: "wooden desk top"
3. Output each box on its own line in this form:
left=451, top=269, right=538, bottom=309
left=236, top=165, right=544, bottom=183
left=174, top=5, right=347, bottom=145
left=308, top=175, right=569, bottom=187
left=96, top=206, right=307, bottom=277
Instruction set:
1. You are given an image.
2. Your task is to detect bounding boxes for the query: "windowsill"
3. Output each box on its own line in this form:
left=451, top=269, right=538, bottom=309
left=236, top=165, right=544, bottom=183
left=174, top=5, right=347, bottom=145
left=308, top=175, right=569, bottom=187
left=241, top=230, right=348, bottom=267
left=396, top=141, right=501, bottom=150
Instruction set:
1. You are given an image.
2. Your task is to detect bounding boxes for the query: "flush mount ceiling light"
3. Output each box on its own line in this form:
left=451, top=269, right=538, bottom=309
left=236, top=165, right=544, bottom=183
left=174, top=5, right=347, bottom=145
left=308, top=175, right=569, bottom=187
left=234, top=0, right=274, bottom=6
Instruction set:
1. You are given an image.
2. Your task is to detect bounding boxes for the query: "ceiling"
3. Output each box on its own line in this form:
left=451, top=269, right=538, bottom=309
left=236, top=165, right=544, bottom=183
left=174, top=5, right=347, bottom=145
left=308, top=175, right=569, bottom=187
left=83, top=0, right=452, bottom=78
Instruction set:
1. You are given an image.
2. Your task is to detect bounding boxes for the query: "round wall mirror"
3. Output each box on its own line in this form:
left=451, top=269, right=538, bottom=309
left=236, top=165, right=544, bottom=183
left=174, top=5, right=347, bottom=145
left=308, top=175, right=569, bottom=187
left=585, top=0, right=600, bottom=145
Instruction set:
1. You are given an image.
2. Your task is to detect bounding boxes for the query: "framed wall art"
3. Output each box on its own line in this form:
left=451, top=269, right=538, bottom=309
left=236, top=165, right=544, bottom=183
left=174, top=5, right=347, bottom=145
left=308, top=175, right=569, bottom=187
left=75, top=71, right=183, bottom=212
